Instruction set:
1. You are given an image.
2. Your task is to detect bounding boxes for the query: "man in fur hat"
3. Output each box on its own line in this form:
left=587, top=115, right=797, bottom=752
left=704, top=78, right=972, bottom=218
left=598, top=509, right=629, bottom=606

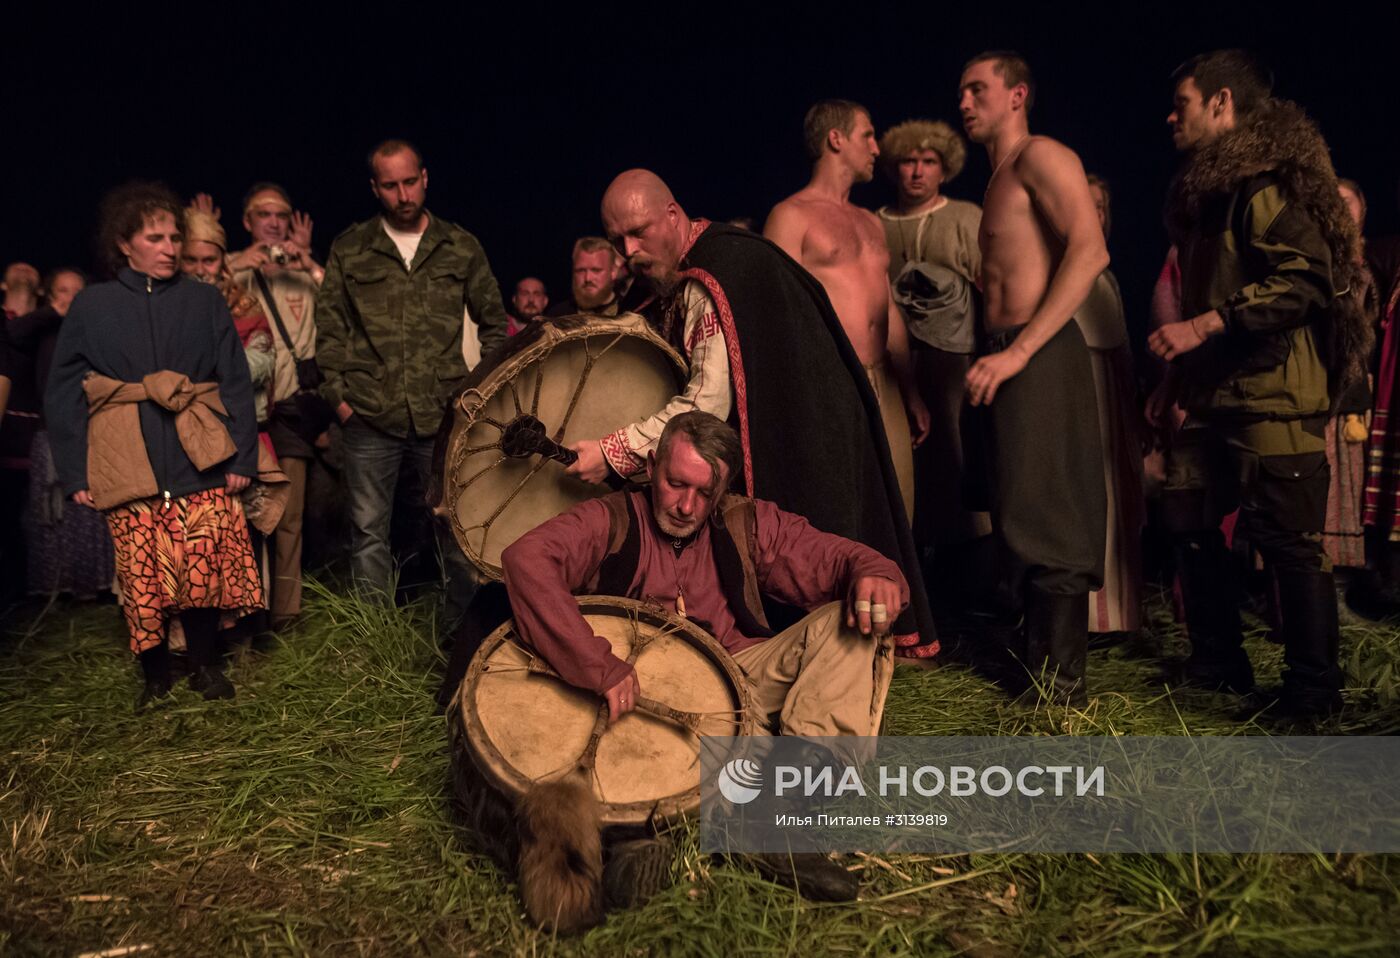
left=1148, top=50, right=1371, bottom=719
left=875, top=119, right=992, bottom=612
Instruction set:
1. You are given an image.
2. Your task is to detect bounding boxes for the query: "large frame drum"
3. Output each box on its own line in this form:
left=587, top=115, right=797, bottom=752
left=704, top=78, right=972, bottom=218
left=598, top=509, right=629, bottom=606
left=448, top=596, right=760, bottom=834
left=433, top=314, right=686, bottom=580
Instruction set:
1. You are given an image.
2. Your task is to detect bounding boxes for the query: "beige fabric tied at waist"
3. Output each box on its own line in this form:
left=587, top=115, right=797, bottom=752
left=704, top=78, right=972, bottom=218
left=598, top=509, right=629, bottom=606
left=83, top=371, right=240, bottom=511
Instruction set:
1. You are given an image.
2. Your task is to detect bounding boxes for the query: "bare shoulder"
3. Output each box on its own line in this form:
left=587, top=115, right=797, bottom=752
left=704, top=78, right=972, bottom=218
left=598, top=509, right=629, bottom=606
left=1015, top=136, right=1085, bottom=178
left=764, top=193, right=814, bottom=233
left=770, top=190, right=819, bottom=216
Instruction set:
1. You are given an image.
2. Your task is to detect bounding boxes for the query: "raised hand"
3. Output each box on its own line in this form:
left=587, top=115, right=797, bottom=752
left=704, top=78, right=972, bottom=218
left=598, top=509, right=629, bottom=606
left=290, top=211, right=314, bottom=251
left=191, top=192, right=221, bottom=220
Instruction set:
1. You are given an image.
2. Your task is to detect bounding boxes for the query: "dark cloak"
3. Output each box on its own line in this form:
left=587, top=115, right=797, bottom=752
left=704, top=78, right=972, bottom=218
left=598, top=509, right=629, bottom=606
left=432, top=222, right=939, bottom=707
left=674, top=221, right=936, bottom=644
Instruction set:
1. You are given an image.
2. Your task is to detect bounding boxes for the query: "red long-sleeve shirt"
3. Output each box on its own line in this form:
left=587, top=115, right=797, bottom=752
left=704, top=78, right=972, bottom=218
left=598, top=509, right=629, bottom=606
left=500, top=488, right=907, bottom=695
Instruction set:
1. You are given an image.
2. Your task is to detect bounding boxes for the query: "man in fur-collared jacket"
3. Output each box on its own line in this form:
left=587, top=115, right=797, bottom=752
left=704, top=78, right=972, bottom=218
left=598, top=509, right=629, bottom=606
left=1147, top=50, right=1372, bottom=721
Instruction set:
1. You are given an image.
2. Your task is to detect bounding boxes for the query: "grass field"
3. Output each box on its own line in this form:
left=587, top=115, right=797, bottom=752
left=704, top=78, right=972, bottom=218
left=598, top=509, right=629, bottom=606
left=3, top=579, right=1398, bottom=957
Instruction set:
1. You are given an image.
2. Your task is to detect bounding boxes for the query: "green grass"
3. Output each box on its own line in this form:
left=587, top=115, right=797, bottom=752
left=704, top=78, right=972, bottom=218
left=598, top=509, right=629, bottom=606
left=2, top=579, right=1398, bottom=957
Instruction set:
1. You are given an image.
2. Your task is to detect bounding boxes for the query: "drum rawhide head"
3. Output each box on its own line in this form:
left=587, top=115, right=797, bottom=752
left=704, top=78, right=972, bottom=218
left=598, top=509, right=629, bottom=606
left=438, top=313, right=686, bottom=579
left=450, top=596, right=759, bottom=829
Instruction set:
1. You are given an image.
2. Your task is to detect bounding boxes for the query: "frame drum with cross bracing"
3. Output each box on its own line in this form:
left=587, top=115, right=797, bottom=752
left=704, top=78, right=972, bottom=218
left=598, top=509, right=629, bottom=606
left=448, top=596, right=761, bottom=861
left=431, top=313, right=687, bottom=580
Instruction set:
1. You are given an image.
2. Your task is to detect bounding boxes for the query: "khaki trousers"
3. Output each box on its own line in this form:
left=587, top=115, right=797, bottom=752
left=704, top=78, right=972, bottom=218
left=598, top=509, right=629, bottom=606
left=733, top=602, right=895, bottom=738
left=271, top=456, right=307, bottom=625
left=864, top=359, right=915, bottom=523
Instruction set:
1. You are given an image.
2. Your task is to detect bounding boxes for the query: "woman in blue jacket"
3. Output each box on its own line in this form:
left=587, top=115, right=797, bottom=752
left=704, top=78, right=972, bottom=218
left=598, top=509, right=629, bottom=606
left=45, top=183, right=262, bottom=706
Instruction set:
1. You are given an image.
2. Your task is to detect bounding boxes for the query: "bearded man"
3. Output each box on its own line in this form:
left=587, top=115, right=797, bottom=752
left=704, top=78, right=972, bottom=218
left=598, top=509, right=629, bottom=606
left=565, top=169, right=936, bottom=651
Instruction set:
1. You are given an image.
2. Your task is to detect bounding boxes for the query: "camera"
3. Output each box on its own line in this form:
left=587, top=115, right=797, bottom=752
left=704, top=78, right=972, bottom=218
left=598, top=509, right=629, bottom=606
left=267, top=244, right=290, bottom=266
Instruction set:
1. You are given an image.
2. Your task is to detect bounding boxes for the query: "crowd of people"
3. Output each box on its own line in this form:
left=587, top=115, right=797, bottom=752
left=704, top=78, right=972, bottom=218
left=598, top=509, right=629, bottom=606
left=1, top=48, right=1397, bottom=734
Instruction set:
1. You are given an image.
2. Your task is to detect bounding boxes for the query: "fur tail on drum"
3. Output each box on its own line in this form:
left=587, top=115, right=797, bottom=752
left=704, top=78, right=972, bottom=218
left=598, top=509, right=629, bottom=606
left=516, top=774, right=604, bottom=933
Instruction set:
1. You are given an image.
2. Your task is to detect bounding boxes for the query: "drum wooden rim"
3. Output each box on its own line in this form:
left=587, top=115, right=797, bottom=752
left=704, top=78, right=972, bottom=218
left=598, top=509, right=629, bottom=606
left=452, top=595, right=758, bottom=827
left=439, top=314, right=686, bottom=581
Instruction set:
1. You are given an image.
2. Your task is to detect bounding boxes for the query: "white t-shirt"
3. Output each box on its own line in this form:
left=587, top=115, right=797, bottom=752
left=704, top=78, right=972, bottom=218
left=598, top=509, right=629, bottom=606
left=381, top=218, right=425, bottom=267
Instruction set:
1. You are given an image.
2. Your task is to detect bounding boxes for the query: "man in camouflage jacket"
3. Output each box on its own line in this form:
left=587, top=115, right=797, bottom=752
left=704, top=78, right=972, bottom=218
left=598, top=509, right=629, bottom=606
left=317, top=139, right=508, bottom=626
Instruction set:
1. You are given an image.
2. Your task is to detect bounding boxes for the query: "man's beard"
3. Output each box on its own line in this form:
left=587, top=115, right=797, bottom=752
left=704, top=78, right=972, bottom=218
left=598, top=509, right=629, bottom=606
left=388, top=203, right=422, bottom=228
left=575, top=285, right=612, bottom=310
left=654, top=507, right=701, bottom=538
left=639, top=268, right=678, bottom=297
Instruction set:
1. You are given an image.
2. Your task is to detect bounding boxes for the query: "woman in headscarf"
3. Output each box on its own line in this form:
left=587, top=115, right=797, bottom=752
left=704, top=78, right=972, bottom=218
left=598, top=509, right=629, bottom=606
left=44, top=182, right=263, bottom=705
left=180, top=207, right=282, bottom=641
left=1081, top=175, right=1146, bottom=637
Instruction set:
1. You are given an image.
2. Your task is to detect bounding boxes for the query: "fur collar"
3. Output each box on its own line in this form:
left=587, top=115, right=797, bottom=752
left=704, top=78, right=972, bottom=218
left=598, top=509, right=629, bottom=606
left=1166, top=98, right=1372, bottom=402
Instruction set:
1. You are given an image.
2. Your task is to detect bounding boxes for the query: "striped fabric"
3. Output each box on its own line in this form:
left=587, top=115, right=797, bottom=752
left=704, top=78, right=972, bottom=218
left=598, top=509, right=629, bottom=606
left=1323, top=415, right=1367, bottom=566
left=1088, top=346, right=1145, bottom=633
left=1363, top=285, right=1400, bottom=539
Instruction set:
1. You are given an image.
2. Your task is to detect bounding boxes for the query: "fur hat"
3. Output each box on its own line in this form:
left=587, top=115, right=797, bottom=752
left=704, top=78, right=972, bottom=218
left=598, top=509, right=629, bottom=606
left=879, top=120, right=966, bottom=183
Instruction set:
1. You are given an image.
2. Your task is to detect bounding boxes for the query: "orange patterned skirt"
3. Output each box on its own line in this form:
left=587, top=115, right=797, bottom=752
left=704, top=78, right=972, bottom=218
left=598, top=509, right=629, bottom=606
left=105, top=487, right=264, bottom=654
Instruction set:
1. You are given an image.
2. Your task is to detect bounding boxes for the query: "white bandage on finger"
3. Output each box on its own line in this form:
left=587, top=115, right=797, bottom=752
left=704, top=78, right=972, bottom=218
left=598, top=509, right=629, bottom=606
left=871, top=603, right=887, bottom=614
left=854, top=599, right=871, bottom=613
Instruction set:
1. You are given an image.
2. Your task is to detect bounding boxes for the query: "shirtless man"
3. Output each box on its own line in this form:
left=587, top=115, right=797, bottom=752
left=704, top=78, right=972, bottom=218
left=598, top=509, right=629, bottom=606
left=765, top=100, right=930, bottom=519
left=959, top=51, right=1108, bottom=705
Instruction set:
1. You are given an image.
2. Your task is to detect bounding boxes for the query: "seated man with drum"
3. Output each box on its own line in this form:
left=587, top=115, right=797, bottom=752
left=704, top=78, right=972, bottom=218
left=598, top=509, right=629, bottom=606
left=502, top=410, right=905, bottom=737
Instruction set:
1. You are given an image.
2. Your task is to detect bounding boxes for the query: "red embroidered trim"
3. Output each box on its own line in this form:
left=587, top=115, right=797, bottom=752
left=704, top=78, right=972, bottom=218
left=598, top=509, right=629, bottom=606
left=684, top=311, right=721, bottom=353
left=679, top=218, right=711, bottom=262
left=893, top=633, right=940, bottom=658
left=678, top=266, right=753, bottom=495
left=601, top=430, right=644, bottom=478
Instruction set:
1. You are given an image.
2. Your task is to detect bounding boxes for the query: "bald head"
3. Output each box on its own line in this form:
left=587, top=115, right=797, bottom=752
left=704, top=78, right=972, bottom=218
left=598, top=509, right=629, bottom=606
left=602, top=169, right=676, bottom=216
left=601, top=169, right=690, bottom=293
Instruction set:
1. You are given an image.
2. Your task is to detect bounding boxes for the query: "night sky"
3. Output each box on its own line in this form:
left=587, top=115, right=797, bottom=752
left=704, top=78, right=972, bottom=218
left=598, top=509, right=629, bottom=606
left=5, top=5, right=1395, bottom=351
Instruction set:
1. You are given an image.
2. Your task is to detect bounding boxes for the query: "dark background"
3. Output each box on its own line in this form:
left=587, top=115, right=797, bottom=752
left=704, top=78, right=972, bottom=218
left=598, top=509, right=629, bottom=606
left=4, top=4, right=1396, bottom=350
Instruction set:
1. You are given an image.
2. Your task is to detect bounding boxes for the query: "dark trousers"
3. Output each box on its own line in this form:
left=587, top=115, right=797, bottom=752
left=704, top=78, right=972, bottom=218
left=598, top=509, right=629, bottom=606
left=982, top=321, right=1106, bottom=601
left=0, top=467, right=29, bottom=608
left=1163, top=417, right=1330, bottom=575
left=1163, top=415, right=1339, bottom=695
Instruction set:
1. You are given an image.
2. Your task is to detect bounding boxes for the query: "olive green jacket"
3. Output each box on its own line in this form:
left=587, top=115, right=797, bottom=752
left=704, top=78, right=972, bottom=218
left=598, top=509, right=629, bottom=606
left=1175, top=172, right=1333, bottom=420
left=316, top=214, right=508, bottom=437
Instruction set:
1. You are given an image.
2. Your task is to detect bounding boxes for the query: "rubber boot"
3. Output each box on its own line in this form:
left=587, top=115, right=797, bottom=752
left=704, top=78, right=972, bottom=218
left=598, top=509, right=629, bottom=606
left=1274, top=569, right=1344, bottom=719
left=1020, top=587, right=1088, bottom=707
left=137, top=643, right=173, bottom=709
left=1174, top=537, right=1255, bottom=694
left=184, top=609, right=234, bottom=700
